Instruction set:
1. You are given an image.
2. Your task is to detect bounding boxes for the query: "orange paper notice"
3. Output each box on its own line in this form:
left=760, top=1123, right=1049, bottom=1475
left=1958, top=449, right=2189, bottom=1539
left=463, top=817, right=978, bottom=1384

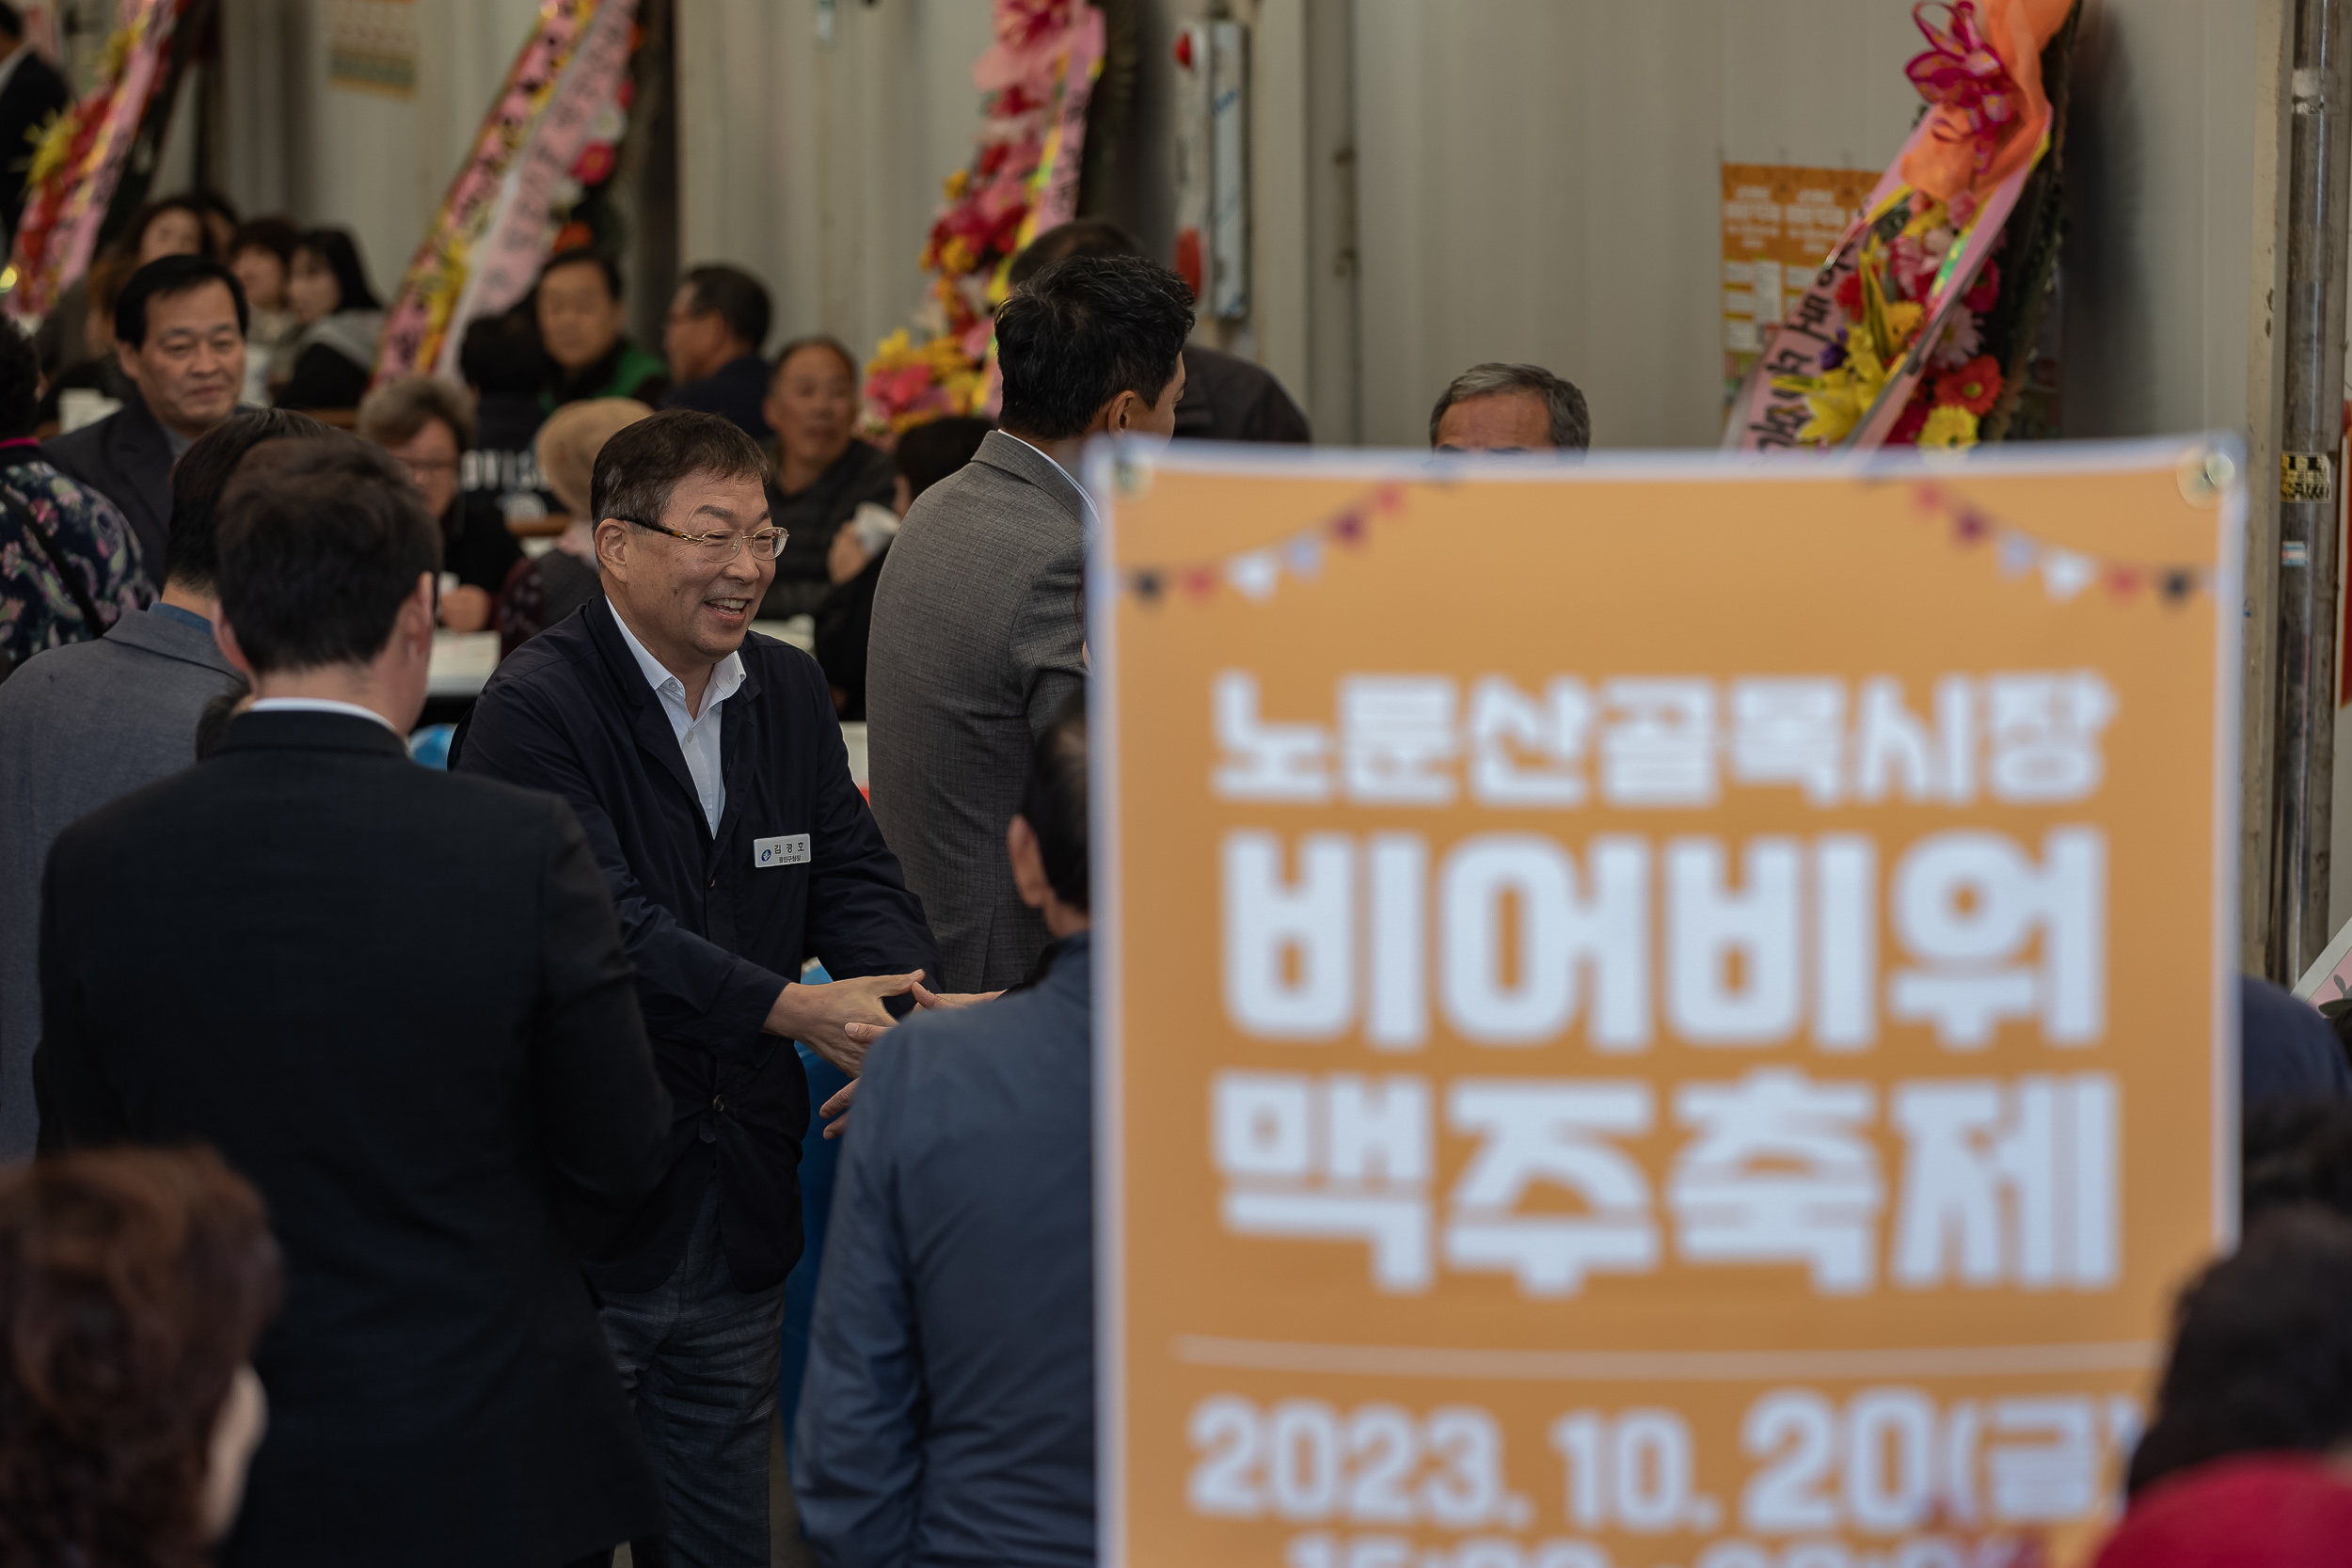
left=1088, top=438, right=2245, bottom=1568
left=1721, top=164, right=1880, bottom=401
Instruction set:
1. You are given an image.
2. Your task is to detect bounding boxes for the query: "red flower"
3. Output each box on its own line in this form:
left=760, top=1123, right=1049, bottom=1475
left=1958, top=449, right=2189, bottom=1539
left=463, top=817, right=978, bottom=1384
left=570, top=143, right=615, bottom=185
left=1888, top=397, right=1931, bottom=444
left=1933, top=355, right=2003, bottom=416
left=1835, top=271, right=1863, bottom=313
left=978, top=142, right=1009, bottom=176
left=1963, top=260, right=2000, bottom=312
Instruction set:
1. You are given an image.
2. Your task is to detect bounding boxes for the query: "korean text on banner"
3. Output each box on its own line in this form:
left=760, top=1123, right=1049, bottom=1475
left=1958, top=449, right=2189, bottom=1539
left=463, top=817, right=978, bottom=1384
left=1088, top=438, right=2244, bottom=1568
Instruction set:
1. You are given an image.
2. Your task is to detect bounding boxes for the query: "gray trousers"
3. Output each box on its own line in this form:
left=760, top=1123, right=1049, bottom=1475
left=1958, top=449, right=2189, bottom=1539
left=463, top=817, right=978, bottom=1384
left=599, top=1182, right=787, bottom=1568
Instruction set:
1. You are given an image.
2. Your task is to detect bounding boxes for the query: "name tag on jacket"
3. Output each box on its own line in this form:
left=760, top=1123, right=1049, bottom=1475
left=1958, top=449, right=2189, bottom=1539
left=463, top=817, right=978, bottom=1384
left=754, top=833, right=811, bottom=869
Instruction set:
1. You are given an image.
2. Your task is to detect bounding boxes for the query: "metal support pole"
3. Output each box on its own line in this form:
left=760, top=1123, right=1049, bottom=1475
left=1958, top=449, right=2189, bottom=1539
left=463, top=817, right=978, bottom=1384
left=2273, top=0, right=2352, bottom=981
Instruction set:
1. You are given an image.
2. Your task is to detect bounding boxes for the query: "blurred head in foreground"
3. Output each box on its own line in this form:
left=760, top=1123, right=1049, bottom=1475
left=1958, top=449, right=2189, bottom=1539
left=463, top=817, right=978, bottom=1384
left=0, top=1147, right=281, bottom=1563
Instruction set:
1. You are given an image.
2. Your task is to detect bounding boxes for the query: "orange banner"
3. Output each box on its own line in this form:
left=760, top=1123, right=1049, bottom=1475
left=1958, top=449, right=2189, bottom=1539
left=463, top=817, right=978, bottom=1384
left=1088, top=439, right=2245, bottom=1568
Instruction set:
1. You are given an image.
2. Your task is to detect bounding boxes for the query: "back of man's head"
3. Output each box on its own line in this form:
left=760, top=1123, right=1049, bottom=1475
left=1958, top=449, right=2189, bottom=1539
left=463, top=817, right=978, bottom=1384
left=1006, top=220, right=1144, bottom=290
left=163, top=409, right=335, bottom=593
left=1429, top=362, right=1590, bottom=452
left=1018, top=692, right=1089, bottom=912
left=115, top=255, right=247, bottom=349
left=682, top=264, right=771, bottom=355
left=215, top=438, right=440, bottom=675
left=995, top=256, right=1194, bottom=443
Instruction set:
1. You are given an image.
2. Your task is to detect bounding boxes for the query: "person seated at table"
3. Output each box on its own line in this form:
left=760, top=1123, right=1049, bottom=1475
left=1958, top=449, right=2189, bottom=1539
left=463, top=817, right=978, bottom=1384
left=1429, top=361, right=1591, bottom=452
left=274, top=228, right=384, bottom=413
left=0, top=308, right=149, bottom=672
left=34, top=194, right=212, bottom=383
left=44, top=255, right=249, bottom=589
left=536, top=247, right=670, bottom=411
left=31, top=249, right=132, bottom=428
left=758, top=335, right=893, bottom=621
left=814, top=412, right=992, bottom=720
left=229, top=216, right=303, bottom=404
left=358, top=374, right=522, bottom=633
left=0, top=1146, right=280, bottom=1568
left=661, top=262, right=773, bottom=441
left=495, top=396, right=651, bottom=657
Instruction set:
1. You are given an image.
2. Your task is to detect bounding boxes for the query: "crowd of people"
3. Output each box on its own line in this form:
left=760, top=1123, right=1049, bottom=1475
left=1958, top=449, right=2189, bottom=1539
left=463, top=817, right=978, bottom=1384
left=0, top=167, right=2338, bottom=1568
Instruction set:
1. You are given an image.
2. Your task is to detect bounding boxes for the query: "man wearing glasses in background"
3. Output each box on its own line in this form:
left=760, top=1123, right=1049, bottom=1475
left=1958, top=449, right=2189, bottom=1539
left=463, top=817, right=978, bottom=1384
left=453, top=408, right=956, bottom=1567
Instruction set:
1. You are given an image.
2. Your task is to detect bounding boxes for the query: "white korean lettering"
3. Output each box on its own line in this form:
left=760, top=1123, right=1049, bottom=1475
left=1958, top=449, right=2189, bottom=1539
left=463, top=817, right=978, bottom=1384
left=1889, top=829, right=2106, bottom=1048
left=1365, top=834, right=1428, bottom=1051
left=1468, top=675, right=1594, bottom=807
left=1891, top=1074, right=2119, bottom=1290
left=1670, top=1069, right=1883, bottom=1293
left=1729, top=678, right=1846, bottom=804
left=1215, top=1071, right=1433, bottom=1291
left=1225, top=832, right=1357, bottom=1038
left=1215, top=671, right=1333, bottom=801
left=1341, top=676, right=1458, bottom=805
left=1444, top=1080, right=1658, bottom=1295
left=1600, top=679, right=1718, bottom=807
left=1986, top=1398, right=2099, bottom=1522
left=1985, top=672, right=2117, bottom=803
left=1667, top=837, right=1803, bottom=1045
left=1852, top=675, right=1975, bottom=804
left=1438, top=834, right=1651, bottom=1050
left=1814, top=835, right=1878, bottom=1051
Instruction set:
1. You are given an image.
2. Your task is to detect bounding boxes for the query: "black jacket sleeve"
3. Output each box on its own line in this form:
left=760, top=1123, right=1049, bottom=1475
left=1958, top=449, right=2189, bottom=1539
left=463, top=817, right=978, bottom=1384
left=276, top=344, right=371, bottom=411
left=32, top=831, right=127, bottom=1151
left=527, top=798, right=675, bottom=1255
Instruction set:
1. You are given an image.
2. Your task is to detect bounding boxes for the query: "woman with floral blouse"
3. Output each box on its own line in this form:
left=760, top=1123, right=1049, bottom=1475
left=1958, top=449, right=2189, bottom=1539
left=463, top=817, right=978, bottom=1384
left=0, top=320, right=148, bottom=678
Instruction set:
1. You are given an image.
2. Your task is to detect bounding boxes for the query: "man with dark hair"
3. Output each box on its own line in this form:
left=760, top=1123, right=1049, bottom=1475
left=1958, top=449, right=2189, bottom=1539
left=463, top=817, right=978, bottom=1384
left=0, top=408, right=326, bottom=1161
left=455, top=406, right=959, bottom=1567
left=794, top=693, right=1096, bottom=1564
left=1430, top=360, right=1592, bottom=452
left=660, top=263, right=773, bottom=441
left=0, top=7, right=67, bottom=249
left=536, top=247, right=669, bottom=408
left=1010, top=218, right=1311, bottom=443
left=867, top=252, right=1190, bottom=991
left=44, top=255, right=251, bottom=583
left=35, top=436, right=672, bottom=1568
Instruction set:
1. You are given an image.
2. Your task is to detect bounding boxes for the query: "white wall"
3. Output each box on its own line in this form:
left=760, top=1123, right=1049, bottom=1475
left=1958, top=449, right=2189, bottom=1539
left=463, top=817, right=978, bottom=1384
left=676, top=0, right=995, bottom=358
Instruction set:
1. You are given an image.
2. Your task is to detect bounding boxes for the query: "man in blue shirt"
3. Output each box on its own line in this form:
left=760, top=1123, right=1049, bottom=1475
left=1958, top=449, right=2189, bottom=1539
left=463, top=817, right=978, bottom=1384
left=793, top=694, right=1096, bottom=1567
left=456, top=408, right=950, bottom=1566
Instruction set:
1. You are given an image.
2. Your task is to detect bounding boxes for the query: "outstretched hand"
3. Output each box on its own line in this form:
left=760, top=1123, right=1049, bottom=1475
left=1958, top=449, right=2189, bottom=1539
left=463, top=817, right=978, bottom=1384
left=765, top=971, right=923, bottom=1075
left=816, top=983, right=1006, bottom=1137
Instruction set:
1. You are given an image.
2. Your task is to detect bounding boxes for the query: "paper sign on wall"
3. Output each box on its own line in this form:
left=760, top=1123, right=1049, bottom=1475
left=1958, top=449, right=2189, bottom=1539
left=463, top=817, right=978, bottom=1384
left=1720, top=165, right=1878, bottom=405
left=1089, top=437, right=2243, bottom=1568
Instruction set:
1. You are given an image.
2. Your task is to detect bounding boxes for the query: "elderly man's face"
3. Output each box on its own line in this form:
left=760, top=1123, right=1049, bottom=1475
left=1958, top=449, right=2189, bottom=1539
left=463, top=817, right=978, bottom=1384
left=596, top=470, right=775, bottom=676
left=1435, top=390, right=1554, bottom=453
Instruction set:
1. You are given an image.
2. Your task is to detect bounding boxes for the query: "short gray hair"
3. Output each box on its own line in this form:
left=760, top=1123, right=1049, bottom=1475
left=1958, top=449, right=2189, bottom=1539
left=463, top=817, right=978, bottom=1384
left=358, top=373, right=475, bottom=453
left=1429, top=362, right=1590, bottom=451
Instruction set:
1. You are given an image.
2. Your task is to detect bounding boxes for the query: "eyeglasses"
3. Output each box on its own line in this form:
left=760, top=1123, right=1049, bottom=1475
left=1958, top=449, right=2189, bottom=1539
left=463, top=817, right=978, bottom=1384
left=628, top=519, right=789, bottom=562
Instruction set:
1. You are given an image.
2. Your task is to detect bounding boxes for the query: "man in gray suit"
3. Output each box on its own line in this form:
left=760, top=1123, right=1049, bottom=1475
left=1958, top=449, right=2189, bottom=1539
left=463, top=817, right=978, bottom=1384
left=0, top=409, right=329, bottom=1156
left=866, top=254, right=1193, bottom=991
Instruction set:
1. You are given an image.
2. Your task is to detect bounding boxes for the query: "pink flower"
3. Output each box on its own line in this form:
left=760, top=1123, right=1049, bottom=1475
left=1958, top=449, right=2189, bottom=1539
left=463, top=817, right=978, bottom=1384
left=1947, top=188, right=1979, bottom=228
left=1928, top=305, right=1981, bottom=369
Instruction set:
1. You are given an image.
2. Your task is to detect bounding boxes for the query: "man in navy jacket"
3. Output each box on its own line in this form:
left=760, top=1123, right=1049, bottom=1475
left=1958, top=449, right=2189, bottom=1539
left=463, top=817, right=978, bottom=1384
left=455, top=408, right=946, bottom=1567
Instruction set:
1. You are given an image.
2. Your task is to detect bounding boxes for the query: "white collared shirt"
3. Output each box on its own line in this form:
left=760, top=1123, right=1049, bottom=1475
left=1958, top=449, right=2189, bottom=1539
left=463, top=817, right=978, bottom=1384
left=608, top=599, right=744, bottom=835
left=247, top=696, right=403, bottom=736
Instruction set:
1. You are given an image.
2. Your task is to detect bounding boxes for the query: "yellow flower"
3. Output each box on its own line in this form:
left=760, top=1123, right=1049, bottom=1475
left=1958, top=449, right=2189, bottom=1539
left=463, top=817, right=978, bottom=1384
left=1919, top=405, right=1979, bottom=449
left=1882, top=300, right=1923, bottom=347
left=1774, top=366, right=1865, bottom=447
left=938, top=234, right=977, bottom=277
left=944, top=168, right=970, bottom=199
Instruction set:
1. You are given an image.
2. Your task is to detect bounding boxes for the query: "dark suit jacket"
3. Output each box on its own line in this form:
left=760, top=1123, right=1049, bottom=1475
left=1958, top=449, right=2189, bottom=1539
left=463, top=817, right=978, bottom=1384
left=866, top=430, right=1086, bottom=991
left=34, top=710, right=671, bottom=1568
left=1174, top=343, right=1312, bottom=443
left=0, top=51, right=68, bottom=242
left=663, top=353, right=774, bottom=443
left=793, top=931, right=1095, bottom=1567
left=453, top=596, right=940, bottom=1292
left=43, top=393, right=175, bottom=589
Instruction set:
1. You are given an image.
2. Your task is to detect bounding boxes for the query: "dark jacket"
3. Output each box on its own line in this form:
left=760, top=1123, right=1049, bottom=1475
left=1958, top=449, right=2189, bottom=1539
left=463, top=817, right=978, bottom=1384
left=2243, top=974, right=2352, bottom=1106
left=793, top=931, right=1095, bottom=1568
left=763, top=438, right=896, bottom=620
left=544, top=338, right=671, bottom=411
left=663, top=353, right=774, bottom=443
left=1174, top=343, right=1312, bottom=443
left=34, top=709, right=671, bottom=1568
left=453, top=595, right=939, bottom=1291
left=0, top=50, right=69, bottom=243
left=812, top=543, right=886, bottom=720
left=42, top=392, right=176, bottom=588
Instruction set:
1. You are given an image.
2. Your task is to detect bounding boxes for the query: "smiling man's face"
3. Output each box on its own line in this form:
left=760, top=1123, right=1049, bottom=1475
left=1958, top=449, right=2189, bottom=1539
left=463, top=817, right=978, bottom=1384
left=597, top=468, right=775, bottom=686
